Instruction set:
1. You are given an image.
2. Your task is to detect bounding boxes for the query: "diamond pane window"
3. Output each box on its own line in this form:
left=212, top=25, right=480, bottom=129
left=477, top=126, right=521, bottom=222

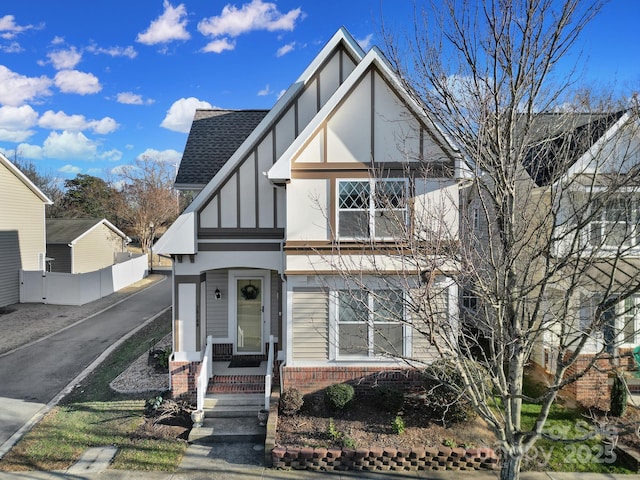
left=337, top=179, right=407, bottom=239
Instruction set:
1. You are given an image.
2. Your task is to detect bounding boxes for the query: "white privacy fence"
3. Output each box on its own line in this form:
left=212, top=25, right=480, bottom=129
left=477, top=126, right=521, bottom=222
left=20, top=254, right=148, bottom=305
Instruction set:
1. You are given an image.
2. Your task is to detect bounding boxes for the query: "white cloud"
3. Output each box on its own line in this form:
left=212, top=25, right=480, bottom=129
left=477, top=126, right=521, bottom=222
left=0, top=104, right=37, bottom=141
left=0, top=105, right=38, bottom=129
left=198, top=0, right=303, bottom=38
left=117, top=92, right=148, bottom=105
left=90, top=117, right=118, bottom=134
left=202, top=37, right=235, bottom=53
left=58, top=164, right=82, bottom=175
left=98, top=149, right=123, bottom=162
left=0, top=14, right=38, bottom=40
left=38, top=110, right=118, bottom=134
left=257, top=84, right=272, bottom=96
left=51, top=36, right=64, bottom=45
left=48, top=47, right=82, bottom=70
left=86, top=44, right=137, bottom=59
left=14, top=143, right=43, bottom=159
left=39, top=110, right=87, bottom=131
left=137, top=148, right=182, bottom=164
left=43, top=130, right=97, bottom=159
left=54, top=70, right=101, bottom=95
left=1, top=42, right=22, bottom=53
left=0, top=65, right=52, bottom=106
left=0, top=128, right=33, bottom=142
left=356, top=33, right=373, bottom=51
left=160, top=97, right=213, bottom=133
left=137, top=0, right=190, bottom=45
left=276, top=42, right=295, bottom=57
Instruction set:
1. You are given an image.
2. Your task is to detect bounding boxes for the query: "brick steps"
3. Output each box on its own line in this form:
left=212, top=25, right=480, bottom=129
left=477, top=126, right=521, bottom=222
left=207, top=374, right=265, bottom=394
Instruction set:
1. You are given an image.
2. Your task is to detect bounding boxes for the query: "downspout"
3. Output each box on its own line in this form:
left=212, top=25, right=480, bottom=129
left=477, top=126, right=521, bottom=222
left=68, top=243, right=74, bottom=274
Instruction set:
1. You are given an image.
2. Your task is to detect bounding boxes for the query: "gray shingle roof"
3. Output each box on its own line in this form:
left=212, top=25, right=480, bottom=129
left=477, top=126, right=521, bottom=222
left=46, top=218, right=104, bottom=244
left=523, top=111, right=626, bottom=186
left=175, top=109, right=269, bottom=188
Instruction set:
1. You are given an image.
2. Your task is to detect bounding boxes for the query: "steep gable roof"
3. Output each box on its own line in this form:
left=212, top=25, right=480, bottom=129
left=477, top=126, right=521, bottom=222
left=174, top=109, right=268, bottom=189
left=268, top=46, right=461, bottom=183
left=523, top=111, right=627, bottom=186
left=46, top=218, right=129, bottom=244
left=0, top=152, right=52, bottom=204
left=155, top=27, right=366, bottom=255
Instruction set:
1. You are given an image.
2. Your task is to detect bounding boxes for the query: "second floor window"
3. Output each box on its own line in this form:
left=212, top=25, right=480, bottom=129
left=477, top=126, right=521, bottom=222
left=337, top=179, right=407, bottom=239
left=590, top=195, right=639, bottom=248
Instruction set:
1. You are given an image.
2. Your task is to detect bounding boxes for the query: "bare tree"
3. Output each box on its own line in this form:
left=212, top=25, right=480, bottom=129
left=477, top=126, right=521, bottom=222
left=316, top=1, right=640, bottom=479
left=114, top=156, right=179, bottom=255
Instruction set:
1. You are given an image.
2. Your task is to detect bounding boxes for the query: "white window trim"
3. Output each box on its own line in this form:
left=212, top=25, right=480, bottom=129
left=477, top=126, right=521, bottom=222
left=336, top=178, right=408, bottom=241
left=330, top=288, right=408, bottom=361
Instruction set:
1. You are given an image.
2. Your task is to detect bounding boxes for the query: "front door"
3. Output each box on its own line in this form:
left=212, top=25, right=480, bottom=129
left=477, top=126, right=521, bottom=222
left=235, top=277, right=264, bottom=354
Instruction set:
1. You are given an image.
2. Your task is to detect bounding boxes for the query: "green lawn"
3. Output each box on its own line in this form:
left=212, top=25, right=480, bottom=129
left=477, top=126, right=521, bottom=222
left=0, top=310, right=188, bottom=472
left=519, top=375, right=630, bottom=473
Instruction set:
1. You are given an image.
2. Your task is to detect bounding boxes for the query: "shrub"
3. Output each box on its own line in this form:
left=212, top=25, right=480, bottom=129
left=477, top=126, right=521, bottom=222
left=279, top=387, right=304, bottom=416
left=374, top=385, right=404, bottom=413
left=391, top=415, right=405, bottom=435
left=423, top=359, right=490, bottom=426
left=325, top=383, right=355, bottom=410
left=610, top=373, right=628, bottom=417
left=326, top=418, right=341, bottom=441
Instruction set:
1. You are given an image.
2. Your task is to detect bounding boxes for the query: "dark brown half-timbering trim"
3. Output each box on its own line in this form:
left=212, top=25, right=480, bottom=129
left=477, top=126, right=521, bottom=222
left=198, top=242, right=282, bottom=252
left=370, top=69, right=375, bottom=162
left=291, top=162, right=454, bottom=179
left=236, top=165, right=241, bottom=228
left=198, top=228, right=285, bottom=239
left=174, top=273, right=207, bottom=284
left=284, top=239, right=459, bottom=255
left=254, top=150, right=260, bottom=227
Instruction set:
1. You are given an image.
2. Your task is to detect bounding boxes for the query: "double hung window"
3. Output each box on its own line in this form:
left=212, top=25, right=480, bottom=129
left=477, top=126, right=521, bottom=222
left=622, top=295, right=640, bottom=344
left=336, top=289, right=404, bottom=358
left=337, top=179, right=407, bottom=239
left=590, top=195, right=639, bottom=248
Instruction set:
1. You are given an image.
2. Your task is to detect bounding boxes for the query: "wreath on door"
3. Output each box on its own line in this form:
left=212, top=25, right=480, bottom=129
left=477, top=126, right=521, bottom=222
left=241, top=283, right=260, bottom=300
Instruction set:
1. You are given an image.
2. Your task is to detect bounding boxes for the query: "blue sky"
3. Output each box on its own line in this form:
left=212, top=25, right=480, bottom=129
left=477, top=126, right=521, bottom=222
left=0, top=0, right=637, bottom=182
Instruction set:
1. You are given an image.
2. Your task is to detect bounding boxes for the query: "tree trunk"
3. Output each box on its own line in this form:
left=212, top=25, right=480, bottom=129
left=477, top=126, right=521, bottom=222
left=500, top=453, right=522, bottom=480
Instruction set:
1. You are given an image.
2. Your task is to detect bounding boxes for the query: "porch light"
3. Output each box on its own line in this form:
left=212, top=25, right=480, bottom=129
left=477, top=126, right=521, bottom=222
left=215, top=288, right=221, bottom=300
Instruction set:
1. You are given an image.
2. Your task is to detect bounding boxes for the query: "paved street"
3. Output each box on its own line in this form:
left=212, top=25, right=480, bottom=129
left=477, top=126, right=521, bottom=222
left=0, top=276, right=171, bottom=452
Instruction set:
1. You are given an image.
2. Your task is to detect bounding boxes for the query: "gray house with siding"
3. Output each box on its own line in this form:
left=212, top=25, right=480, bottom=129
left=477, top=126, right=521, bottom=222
left=46, top=218, right=130, bottom=274
left=0, top=153, right=52, bottom=307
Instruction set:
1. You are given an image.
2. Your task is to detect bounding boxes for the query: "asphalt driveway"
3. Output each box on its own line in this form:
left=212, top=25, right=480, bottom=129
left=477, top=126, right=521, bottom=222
left=0, top=274, right=172, bottom=456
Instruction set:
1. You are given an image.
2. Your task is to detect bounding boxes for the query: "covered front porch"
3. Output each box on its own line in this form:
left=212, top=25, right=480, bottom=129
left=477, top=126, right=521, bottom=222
left=169, top=266, right=283, bottom=404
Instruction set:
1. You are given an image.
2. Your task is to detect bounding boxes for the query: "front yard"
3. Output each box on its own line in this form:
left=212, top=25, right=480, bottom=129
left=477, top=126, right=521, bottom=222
left=0, top=310, right=189, bottom=472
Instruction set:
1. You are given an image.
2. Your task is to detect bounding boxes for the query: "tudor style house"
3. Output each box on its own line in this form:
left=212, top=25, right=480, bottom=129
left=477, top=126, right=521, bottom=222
left=155, top=28, right=464, bottom=403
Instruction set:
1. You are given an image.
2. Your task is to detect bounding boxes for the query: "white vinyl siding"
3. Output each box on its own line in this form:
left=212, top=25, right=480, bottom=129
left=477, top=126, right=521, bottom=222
left=292, top=288, right=329, bottom=361
left=0, top=163, right=46, bottom=306
left=73, top=226, right=124, bottom=273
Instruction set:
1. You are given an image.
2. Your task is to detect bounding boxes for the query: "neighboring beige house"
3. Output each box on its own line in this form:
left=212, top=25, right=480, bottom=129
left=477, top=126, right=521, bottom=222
left=155, top=28, right=464, bottom=403
left=46, top=218, right=130, bottom=274
left=462, top=110, right=640, bottom=407
left=0, top=154, right=52, bottom=307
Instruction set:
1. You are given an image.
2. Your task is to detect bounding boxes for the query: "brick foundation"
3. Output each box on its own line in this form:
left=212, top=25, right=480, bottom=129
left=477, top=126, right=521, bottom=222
left=563, top=353, right=612, bottom=410
left=282, top=366, right=423, bottom=396
left=169, top=360, right=201, bottom=404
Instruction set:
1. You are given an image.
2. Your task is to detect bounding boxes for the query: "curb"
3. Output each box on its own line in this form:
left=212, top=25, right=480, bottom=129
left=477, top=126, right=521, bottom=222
left=0, top=286, right=171, bottom=460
